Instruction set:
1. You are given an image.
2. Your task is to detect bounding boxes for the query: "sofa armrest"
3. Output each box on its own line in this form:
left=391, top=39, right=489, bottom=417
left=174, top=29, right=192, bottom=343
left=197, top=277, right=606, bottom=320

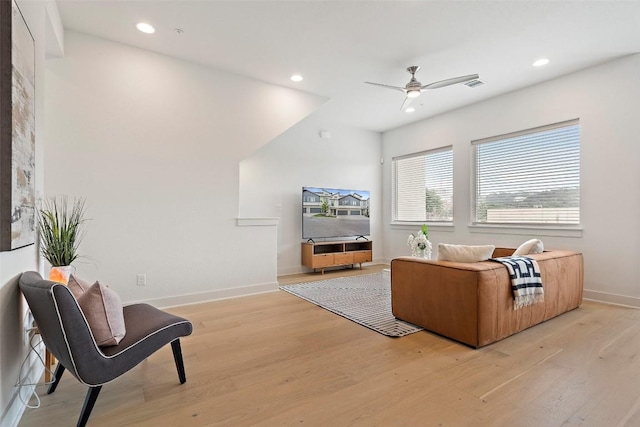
left=391, top=257, right=495, bottom=347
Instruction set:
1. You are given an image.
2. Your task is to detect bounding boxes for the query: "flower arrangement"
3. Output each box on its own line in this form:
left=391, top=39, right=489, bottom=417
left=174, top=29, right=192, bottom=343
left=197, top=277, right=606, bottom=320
left=407, top=224, right=432, bottom=258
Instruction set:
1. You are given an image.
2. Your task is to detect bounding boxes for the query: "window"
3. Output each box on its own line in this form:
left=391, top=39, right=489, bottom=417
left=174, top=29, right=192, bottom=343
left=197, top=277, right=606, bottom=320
left=471, top=119, right=580, bottom=226
left=393, top=146, right=453, bottom=222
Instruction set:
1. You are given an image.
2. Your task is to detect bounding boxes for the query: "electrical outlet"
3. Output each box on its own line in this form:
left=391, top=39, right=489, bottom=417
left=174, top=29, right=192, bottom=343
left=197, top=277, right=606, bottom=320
left=136, top=274, right=146, bottom=286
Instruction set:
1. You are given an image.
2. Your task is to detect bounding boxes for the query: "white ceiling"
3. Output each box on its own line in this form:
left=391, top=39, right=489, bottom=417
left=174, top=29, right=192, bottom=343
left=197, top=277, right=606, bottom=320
left=56, top=0, right=640, bottom=133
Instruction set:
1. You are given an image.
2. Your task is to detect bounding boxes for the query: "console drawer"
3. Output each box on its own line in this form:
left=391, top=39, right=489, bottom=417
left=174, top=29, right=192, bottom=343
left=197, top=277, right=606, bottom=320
left=334, top=252, right=354, bottom=265
left=312, top=254, right=335, bottom=267
left=353, top=251, right=372, bottom=263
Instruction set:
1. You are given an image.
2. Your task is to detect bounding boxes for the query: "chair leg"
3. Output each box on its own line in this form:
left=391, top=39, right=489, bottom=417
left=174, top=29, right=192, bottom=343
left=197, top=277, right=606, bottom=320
left=171, top=339, right=187, bottom=384
left=77, top=386, right=102, bottom=427
left=47, top=363, right=65, bottom=394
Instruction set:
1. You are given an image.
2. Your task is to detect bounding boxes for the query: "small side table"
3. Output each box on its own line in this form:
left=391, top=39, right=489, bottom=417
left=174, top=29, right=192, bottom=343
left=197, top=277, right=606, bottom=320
left=33, top=324, right=56, bottom=382
left=44, top=349, right=56, bottom=382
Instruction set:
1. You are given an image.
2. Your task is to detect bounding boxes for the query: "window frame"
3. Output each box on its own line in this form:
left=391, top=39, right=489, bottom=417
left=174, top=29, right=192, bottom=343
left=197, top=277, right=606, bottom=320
left=392, top=145, right=454, bottom=225
left=470, top=119, right=581, bottom=231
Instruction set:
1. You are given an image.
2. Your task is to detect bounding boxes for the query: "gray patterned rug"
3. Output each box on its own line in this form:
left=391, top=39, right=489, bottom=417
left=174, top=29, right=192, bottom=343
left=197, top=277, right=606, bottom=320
left=279, top=273, right=423, bottom=337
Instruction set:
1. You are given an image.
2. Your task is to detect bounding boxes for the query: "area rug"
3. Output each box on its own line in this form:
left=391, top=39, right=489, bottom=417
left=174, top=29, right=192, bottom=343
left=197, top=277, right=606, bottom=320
left=279, top=273, right=423, bottom=337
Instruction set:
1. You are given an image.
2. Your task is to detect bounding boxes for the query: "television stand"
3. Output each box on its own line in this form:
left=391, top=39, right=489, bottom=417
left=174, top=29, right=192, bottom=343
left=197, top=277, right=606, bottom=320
left=301, top=240, right=373, bottom=274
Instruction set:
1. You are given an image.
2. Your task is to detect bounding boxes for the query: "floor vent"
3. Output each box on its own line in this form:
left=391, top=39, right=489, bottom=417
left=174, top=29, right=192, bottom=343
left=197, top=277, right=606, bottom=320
left=464, top=79, right=486, bottom=88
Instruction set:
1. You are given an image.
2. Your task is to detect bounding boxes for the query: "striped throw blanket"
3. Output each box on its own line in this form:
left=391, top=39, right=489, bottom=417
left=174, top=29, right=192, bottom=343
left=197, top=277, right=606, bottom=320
left=491, top=256, right=544, bottom=310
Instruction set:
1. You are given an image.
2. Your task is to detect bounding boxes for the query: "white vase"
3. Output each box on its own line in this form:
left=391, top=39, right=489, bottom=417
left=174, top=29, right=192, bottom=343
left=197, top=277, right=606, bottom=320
left=422, top=241, right=433, bottom=259
left=49, top=265, right=74, bottom=284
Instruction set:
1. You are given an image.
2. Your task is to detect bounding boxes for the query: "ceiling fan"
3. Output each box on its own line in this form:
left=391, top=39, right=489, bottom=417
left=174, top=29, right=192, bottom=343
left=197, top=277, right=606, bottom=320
left=365, top=66, right=479, bottom=111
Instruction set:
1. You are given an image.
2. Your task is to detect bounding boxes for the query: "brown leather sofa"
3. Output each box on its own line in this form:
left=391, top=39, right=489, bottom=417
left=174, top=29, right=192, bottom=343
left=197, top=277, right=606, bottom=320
left=391, top=248, right=583, bottom=348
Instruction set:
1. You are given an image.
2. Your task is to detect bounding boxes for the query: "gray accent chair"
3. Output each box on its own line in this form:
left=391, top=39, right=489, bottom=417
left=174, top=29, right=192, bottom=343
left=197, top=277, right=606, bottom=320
left=19, top=271, right=193, bottom=427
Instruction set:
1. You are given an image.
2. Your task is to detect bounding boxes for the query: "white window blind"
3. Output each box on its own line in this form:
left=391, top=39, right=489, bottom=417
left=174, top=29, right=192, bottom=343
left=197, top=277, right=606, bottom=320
left=393, top=146, right=453, bottom=222
left=471, top=119, right=580, bottom=225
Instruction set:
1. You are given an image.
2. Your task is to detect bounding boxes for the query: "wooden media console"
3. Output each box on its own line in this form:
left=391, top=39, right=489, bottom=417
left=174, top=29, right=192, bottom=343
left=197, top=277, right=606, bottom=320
left=301, top=240, right=372, bottom=274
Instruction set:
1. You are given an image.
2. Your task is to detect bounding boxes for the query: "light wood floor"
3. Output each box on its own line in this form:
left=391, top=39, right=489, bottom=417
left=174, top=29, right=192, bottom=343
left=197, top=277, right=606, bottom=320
left=19, top=264, right=640, bottom=426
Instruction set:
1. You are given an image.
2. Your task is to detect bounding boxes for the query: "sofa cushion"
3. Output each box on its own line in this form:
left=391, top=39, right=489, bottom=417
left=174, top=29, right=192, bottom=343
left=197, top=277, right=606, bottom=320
left=437, top=244, right=495, bottom=262
left=77, top=282, right=126, bottom=346
left=513, top=239, right=544, bottom=256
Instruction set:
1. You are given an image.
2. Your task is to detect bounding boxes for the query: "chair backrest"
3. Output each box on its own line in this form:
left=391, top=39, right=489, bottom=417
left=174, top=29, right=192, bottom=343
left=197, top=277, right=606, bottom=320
left=19, top=271, right=101, bottom=383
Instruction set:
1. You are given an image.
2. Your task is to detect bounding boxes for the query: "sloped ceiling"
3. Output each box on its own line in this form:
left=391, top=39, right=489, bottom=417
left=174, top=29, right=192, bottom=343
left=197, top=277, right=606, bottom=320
left=57, top=0, right=640, bottom=132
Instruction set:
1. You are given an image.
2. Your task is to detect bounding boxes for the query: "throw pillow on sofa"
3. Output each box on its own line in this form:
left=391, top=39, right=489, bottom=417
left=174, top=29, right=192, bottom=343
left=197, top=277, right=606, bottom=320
left=437, top=244, right=495, bottom=262
left=513, top=239, right=544, bottom=256
left=77, top=282, right=126, bottom=346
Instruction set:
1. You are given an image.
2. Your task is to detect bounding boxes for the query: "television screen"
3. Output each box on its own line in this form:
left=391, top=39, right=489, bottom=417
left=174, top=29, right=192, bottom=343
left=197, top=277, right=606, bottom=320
left=302, top=187, right=370, bottom=240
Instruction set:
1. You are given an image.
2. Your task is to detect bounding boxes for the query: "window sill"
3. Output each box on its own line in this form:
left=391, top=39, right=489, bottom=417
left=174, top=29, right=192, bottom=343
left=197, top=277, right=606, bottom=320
left=468, top=223, right=583, bottom=238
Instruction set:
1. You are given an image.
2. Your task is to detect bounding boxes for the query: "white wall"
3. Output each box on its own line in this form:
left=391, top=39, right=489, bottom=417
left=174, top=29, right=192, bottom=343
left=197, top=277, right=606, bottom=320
left=0, top=1, right=53, bottom=425
left=382, top=54, right=640, bottom=306
left=239, top=115, right=382, bottom=275
left=44, top=31, right=326, bottom=306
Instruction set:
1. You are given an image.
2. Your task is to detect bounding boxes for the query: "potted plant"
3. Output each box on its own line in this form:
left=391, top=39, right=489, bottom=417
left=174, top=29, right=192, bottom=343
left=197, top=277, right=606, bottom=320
left=37, top=196, right=88, bottom=284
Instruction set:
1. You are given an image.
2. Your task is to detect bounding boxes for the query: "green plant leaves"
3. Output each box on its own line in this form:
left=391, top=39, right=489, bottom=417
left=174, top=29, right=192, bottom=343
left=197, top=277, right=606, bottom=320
left=37, top=196, right=88, bottom=267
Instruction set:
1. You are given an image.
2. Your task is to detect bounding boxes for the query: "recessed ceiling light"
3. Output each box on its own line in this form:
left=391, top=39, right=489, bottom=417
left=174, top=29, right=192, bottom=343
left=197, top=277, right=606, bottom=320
left=405, top=107, right=416, bottom=113
left=290, top=74, right=303, bottom=82
left=533, top=58, right=550, bottom=67
left=136, top=22, right=155, bottom=34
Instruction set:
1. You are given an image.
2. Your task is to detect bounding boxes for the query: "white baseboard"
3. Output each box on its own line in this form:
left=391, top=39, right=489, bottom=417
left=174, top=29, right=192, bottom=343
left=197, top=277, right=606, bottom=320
left=583, top=289, right=640, bottom=309
left=2, top=351, right=45, bottom=427
left=137, top=281, right=280, bottom=309
left=277, top=261, right=389, bottom=277
left=277, top=266, right=306, bottom=276
left=152, top=268, right=640, bottom=313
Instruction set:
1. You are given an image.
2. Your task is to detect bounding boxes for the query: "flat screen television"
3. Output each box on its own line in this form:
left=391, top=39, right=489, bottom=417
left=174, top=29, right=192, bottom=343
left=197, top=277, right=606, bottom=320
left=302, top=186, right=370, bottom=240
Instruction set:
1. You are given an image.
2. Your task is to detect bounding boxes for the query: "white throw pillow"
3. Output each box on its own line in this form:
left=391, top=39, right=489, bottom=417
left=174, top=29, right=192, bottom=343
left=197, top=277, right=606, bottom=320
left=437, top=244, right=495, bottom=262
left=513, top=239, right=544, bottom=256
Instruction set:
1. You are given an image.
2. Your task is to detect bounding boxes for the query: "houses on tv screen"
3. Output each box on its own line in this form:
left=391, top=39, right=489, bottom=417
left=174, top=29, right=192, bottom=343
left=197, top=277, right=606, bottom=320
left=302, top=188, right=370, bottom=217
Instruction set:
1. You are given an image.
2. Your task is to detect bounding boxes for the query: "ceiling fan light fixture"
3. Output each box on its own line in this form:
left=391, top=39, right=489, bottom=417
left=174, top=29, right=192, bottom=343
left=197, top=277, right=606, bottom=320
left=365, top=66, right=479, bottom=110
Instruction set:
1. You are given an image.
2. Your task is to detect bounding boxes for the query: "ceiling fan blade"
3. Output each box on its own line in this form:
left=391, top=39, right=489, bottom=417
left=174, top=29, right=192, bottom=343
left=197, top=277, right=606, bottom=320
left=400, top=96, right=413, bottom=111
left=421, top=74, right=479, bottom=90
left=365, top=81, right=407, bottom=93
